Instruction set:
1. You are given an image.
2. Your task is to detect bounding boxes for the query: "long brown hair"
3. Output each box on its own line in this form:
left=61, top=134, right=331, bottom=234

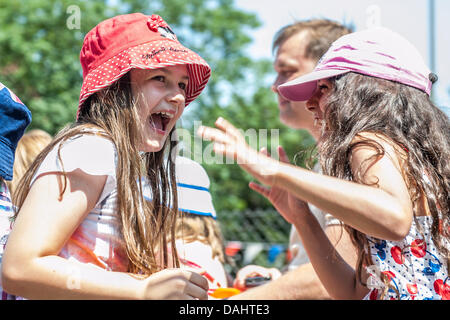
left=12, top=72, right=180, bottom=275
left=318, top=73, right=450, bottom=291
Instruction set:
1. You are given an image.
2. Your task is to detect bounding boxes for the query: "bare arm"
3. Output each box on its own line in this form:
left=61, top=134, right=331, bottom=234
left=198, top=118, right=413, bottom=299
left=230, top=224, right=358, bottom=300
left=290, top=214, right=369, bottom=299
left=274, top=138, right=413, bottom=241
left=199, top=119, right=413, bottom=242
left=1, top=170, right=208, bottom=299
left=231, top=263, right=329, bottom=300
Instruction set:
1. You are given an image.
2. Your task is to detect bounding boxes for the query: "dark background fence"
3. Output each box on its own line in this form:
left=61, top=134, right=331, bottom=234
left=217, top=209, right=292, bottom=277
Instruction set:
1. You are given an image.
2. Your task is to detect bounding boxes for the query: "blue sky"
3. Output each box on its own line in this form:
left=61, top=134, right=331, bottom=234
left=235, top=0, right=450, bottom=116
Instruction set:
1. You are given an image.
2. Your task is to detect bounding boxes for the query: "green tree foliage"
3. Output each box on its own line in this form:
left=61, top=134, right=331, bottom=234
left=0, top=0, right=315, bottom=214
left=0, top=0, right=121, bottom=134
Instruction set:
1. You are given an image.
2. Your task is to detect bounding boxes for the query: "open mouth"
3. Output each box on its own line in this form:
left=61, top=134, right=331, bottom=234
left=148, top=111, right=174, bottom=134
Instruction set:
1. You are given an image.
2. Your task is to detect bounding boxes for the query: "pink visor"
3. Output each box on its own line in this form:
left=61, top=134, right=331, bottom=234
left=278, top=27, right=433, bottom=101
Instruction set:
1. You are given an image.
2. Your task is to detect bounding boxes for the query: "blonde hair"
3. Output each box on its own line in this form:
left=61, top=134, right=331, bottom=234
left=176, top=213, right=229, bottom=264
left=7, top=129, right=52, bottom=196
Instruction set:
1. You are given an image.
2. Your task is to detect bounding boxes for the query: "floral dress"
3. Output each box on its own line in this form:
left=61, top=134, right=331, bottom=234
left=365, top=216, right=449, bottom=300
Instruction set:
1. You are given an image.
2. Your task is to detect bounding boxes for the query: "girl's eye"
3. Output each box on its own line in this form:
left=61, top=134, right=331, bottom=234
left=318, top=84, right=329, bottom=91
left=179, top=82, right=187, bottom=91
left=152, top=75, right=165, bottom=82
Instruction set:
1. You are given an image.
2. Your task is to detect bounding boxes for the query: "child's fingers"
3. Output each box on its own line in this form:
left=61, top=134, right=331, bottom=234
left=185, top=272, right=209, bottom=300
left=277, top=145, right=290, bottom=163
left=197, top=125, right=229, bottom=145
left=215, top=117, right=242, bottom=141
left=249, top=181, right=270, bottom=198
left=187, top=270, right=210, bottom=291
left=213, top=142, right=226, bottom=154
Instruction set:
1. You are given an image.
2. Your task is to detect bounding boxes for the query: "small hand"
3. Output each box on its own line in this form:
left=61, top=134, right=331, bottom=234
left=141, top=268, right=209, bottom=300
left=197, top=117, right=281, bottom=187
left=233, top=265, right=281, bottom=291
left=249, top=146, right=311, bottom=225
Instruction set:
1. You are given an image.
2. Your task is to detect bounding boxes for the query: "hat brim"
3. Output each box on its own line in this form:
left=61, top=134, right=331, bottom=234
left=78, top=39, right=211, bottom=118
left=175, top=157, right=216, bottom=219
left=177, top=183, right=217, bottom=219
left=278, top=69, right=350, bottom=101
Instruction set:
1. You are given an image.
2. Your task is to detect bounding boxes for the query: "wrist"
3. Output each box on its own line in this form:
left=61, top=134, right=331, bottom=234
left=128, top=273, right=147, bottom=300
left=242, top=149, right=281, bottom=187
left=271, top=162, right=288, bottom=188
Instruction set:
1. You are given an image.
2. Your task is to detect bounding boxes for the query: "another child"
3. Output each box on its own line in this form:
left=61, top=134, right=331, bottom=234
left=173, top=156, right=233, bottom=292
left=0, top=82, right=32, bottom=300
left=198, top=28, right=449, bottom=300
left=1, top=13, right=211, bottom=299
left=7, top=129, right=52, bottom=197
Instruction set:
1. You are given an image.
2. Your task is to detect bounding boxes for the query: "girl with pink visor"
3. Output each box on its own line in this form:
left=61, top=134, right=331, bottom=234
left=198, top=28, right=449, bottom=300
left=2, top=13, right=211, bottom=300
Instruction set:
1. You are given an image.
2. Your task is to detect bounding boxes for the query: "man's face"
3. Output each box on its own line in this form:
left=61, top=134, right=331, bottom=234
left=272, top=31, right=317, bottom=131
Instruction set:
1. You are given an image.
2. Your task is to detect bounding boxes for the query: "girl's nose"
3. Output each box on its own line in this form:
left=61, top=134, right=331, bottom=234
left=305, top=90, right=319, bottom=112
left=167, top=88, right=186, bottom=109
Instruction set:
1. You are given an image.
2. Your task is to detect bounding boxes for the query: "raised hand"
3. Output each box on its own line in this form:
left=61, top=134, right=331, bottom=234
left=249, top=146, right=312, bottom=225
left=197, top=117, right=280, bottom=187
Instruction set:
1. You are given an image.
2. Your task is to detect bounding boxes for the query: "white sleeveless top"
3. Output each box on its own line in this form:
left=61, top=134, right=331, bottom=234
left=31, top=133, right=129, bottom=271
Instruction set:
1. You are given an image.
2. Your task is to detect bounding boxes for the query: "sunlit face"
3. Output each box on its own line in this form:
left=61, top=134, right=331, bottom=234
left=305, top=78, right=334, bottom=127
left=272, top=31, right=317, bottom=132
left=130, top=64, right=189, bottom=152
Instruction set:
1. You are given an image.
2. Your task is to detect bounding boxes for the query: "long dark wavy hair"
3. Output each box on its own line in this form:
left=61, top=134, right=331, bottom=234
left=13, top=72, right=180, bottom=275
left=317, top=72, right=450, bottom=293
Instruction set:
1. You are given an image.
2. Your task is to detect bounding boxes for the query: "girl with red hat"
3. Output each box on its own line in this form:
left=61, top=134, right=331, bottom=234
left=1, top=13, right=211, bottom=299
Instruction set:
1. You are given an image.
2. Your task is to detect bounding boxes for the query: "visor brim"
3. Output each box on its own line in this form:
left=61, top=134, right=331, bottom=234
left=278, top=69, right=349, bottom=101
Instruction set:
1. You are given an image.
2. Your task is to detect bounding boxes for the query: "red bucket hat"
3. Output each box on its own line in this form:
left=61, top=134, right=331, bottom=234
left=78, top=13, right=211, bottom=118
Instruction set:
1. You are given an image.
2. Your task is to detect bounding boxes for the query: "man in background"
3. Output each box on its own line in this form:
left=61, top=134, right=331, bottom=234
left=231, top=19, right=357, bottom=299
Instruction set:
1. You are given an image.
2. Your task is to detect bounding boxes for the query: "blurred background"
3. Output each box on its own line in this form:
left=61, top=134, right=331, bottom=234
left=1, top=0, right=448, bottom=275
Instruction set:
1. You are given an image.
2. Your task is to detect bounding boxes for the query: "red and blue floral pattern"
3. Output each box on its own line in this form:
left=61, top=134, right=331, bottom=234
left=366, top=216, right=448, bottom=300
